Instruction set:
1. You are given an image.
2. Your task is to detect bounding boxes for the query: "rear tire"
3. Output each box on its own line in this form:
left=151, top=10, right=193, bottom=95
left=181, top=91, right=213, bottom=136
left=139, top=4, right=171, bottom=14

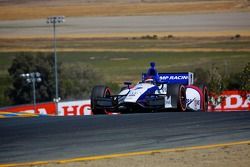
left=168, top=84, right=187, bottom=112
left=91, top=85, right=111, bottom=115
left=177, top=85, right=187, bottom=112
left=202, top=86, right=209, bottom=112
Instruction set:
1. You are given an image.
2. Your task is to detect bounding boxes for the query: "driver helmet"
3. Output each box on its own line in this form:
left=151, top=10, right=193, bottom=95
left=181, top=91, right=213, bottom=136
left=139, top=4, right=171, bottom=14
left=146, top=62, right=159, bottom=82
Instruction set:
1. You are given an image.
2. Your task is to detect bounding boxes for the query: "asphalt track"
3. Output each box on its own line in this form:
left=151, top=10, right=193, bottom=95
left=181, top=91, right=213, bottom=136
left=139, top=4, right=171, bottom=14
left=0, top=12, right=250, bottom=37
left=1, top=112, right=250, bottom=165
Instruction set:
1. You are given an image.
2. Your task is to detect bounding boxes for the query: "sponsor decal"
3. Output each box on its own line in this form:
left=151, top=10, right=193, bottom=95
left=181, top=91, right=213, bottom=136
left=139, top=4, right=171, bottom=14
left=0, top=102, right=55, bottom=115
left=158, top=73, right=190, bottom=85
left=186, top=98, right=195, bottom=106
left=186, top=86, right=201, bottom=111
left=209, top=91, right=250, bottom=112
left=128, top=91, right=138, bottom=96
left=159, top=75, right=189, bottom=80
left=125, top=83, right=155, bottom=103
left=0, top=100, right=92, bottom=116
left=58, top=100, right=92, bottom=116
left=164, top=96, right=172, bottom=108
left=186, top=98, right=200, bottom=106
left=134, top=86, right=143, bottom=90
left=125, top=90, right=141, bottom=102
left=142, top=72, right=193, bottom=85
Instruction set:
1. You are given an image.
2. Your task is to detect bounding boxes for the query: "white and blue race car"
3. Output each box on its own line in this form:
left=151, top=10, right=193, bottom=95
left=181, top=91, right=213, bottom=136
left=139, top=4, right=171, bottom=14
left=91, top=72, right=208, bottom=114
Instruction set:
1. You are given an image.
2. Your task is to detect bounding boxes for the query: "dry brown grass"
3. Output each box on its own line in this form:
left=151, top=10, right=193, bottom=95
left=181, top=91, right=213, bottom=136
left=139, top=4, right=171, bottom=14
left=0, top=1, right=249, bottom=21
left=1, top=35, right=250, bottom=52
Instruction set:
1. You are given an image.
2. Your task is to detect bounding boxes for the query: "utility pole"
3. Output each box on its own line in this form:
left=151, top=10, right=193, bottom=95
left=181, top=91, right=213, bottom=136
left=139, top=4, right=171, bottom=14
left=47, top=16, right=65, bottom=115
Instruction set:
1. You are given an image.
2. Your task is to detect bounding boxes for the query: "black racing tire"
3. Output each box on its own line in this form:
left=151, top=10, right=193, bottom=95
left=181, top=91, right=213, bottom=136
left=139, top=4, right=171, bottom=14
left=202, top=86, right=209, bottom=112
left=91, top=85, right=111, bottom=115
left=168, top=84, right=187, bottom=112
left=177, top=85, right=187, bottom=112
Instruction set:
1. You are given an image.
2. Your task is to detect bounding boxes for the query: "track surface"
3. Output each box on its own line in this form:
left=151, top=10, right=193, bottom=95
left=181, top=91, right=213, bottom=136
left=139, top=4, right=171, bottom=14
left=0, top=12, right=250, bottom=37
left=1, top=112, right=250, bottom=164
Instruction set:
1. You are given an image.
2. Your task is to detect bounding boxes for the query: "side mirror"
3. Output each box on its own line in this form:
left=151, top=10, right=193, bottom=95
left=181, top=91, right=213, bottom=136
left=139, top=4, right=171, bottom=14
left=124, top=81, right=132, bottom=88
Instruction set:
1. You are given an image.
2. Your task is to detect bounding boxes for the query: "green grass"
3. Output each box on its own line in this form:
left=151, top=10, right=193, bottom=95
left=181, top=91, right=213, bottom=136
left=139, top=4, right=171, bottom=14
left=37, top=51, right=250, bottom=83
left=1, top=51, right=249, bottom=83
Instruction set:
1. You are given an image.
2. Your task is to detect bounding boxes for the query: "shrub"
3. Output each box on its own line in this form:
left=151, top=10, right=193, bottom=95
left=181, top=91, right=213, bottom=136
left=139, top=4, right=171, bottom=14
left=60, top=63, right=104, bottom=100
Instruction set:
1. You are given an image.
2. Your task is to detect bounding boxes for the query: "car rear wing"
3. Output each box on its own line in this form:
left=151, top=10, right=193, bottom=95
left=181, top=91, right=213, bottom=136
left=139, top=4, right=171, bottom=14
left=142, top=72, right=194, bottom=85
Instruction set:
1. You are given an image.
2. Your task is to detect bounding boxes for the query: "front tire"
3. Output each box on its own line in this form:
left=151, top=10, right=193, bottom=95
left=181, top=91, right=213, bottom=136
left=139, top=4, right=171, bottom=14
left=91, top=85, right=111, bottom=115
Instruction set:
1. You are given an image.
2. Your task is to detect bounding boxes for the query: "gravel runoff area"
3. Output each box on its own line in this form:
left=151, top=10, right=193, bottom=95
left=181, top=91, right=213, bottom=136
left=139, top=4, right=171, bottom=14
left=17, top=142, right=250, bottom=167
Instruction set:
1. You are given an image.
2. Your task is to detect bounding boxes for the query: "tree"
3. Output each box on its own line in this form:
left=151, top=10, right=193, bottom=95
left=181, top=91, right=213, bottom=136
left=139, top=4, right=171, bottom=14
left=240, top=62, right=250, bottom=91
left=226, top=72, right=241, bottom=90
left=6, top=52, right=105, bottom=105
left=6, top=52, right=56, bottom=104
left=60, top=63, right=104, bottom=100
left=194, top=66, right=224, bottom=95
left=207, top=65, right=223, bottom=95
left=193, top=68, right=209, bottom=86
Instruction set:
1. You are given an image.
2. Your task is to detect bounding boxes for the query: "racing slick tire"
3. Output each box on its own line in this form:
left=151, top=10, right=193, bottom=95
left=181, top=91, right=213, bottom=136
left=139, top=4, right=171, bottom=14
left=91, top=85, right=111, bottom=115
left=202, top=86, right=209, bottom=112
left=168, top=84, right=187, bottom=112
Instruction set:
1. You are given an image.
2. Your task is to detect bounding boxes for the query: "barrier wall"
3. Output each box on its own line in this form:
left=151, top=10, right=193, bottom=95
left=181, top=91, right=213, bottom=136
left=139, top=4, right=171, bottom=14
left=1, top=91, right=249, bottom=115
left=58, top=100, right=92, bottom=116
left=0, top=102, right=56, bottom=115
left=0, top=100, right=92, bottom=116
left=208, top=91, right=250, bottom=112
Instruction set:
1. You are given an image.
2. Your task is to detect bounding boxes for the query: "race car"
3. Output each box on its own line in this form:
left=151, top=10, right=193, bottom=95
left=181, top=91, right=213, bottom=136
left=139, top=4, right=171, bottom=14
left=90, top=72, right=208, bottom=114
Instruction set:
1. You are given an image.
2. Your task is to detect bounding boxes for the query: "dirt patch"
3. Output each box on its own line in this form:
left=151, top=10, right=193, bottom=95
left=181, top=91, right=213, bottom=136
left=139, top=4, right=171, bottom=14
left=0, top=1, right=249, bottom=20
left=35, top=142, right=250, bottom=167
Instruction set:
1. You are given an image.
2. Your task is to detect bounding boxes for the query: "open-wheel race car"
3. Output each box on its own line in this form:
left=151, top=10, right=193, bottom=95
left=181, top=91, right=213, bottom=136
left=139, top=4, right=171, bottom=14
left=91, top=64, right=208, bottom=114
